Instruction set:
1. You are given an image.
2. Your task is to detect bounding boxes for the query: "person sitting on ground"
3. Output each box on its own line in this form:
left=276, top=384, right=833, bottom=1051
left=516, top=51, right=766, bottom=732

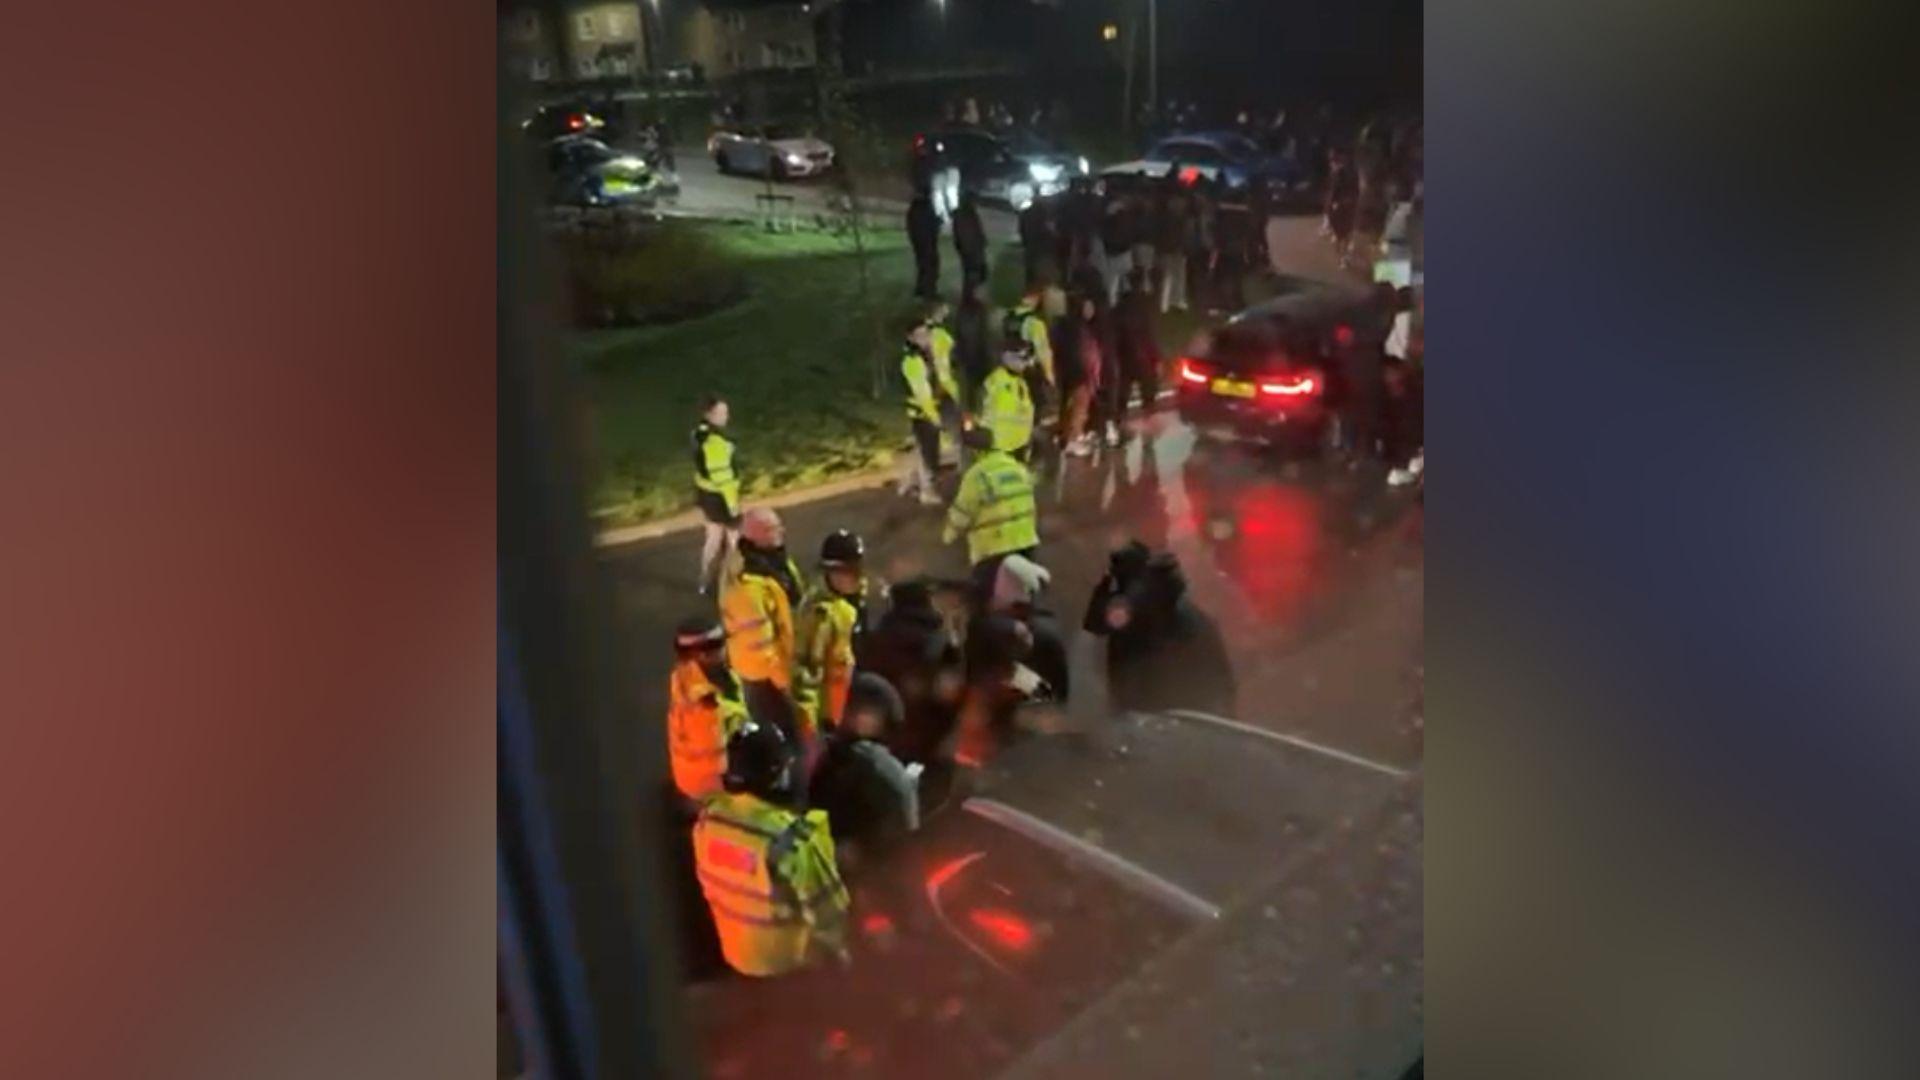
left=808, top=673, right=922, bottom=868
left=972, top=553, right=1069, bottom=705
left=1083, top=540, right=1235, bottom=715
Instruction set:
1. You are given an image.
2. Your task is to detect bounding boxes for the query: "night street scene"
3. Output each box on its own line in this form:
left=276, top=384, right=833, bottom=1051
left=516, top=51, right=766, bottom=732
left=500, top=1, right=1423, bottom=1076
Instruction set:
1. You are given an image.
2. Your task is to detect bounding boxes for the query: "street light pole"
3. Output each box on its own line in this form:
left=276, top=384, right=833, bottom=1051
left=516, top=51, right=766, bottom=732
left=1147, top=0, right=1157, bottom=117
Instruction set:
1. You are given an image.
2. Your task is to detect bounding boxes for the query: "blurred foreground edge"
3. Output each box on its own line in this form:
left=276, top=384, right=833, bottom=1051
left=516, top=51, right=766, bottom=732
left=497, top=56, right=695, bottom=1080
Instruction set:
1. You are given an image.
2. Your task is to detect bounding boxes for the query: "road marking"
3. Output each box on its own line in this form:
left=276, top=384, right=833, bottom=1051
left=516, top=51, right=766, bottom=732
left=1160, top=708, right=1412, bottom=779
left=961, top=797, right=1222, bottom=921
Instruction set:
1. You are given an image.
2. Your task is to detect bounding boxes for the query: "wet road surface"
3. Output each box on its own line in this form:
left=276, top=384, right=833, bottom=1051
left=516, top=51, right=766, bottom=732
left=601, top=390, right=1423, bottom=1075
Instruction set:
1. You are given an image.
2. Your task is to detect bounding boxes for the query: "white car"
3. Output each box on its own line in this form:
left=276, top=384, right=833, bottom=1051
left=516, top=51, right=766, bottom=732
left=707, top=122, right=835, bottom=180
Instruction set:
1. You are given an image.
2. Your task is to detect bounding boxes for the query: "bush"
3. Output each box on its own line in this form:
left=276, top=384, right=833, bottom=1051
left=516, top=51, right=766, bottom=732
left=561, top=223, right=745, bottom=328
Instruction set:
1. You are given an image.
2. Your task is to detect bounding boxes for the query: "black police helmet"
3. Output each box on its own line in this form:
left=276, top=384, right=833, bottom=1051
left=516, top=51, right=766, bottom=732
left=673, top=615, right=725, bottom=655
left=721, top=722, right=795, bottom=799
left=819, top=528, right=865, bottom=568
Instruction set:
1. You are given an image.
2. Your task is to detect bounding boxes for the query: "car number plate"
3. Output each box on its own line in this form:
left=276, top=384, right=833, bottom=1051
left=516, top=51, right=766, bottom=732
left=1211, top=378, right=1256, bottom=399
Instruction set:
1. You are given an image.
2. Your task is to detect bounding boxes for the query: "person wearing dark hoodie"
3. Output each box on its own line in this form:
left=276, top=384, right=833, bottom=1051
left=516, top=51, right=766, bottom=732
left=952, top=190, right=989, bottom=291
left=907, top=192, right=941, bottom=300
left=808, top=673, right=921, bottom=865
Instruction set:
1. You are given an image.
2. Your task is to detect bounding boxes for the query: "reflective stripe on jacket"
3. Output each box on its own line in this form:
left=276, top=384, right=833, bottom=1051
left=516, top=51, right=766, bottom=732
left=668, top=660, right=748, bottom=802
left=722, top=565, right=798, bottom=688
left=692, top=423, right=740, bottom=509
left=943, top=450, right=1039, bottom=565
left=692, top=792, right=850, bottom=977
left=981, top=367, right=1034, bottom=453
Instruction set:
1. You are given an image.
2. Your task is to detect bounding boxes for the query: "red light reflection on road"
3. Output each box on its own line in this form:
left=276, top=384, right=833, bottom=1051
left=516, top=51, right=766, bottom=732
left=926, top=852, right=982, bottom=892
left=967, top=907, right=1036, bottom=952
left=861, top=912, right=894, bottom=935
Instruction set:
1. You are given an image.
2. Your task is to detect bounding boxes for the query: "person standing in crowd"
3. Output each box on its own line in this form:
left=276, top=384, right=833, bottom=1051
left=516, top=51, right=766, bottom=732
left=944, top=427, right=1040, bottom=602
left=1188, top=177, right=1219, bottom=312
left=953, top=282, right=994, bottom=412
left=907, top=190, right=940, bottom=300
left=1058, top=177, right=1099, bottom=282
left=1323, top=146, right=1357, bottom=265
left=1213, top=182, right=1253, bottom=314
left=722, top=508, right=806, bottom=744
left=1343, top=283, right=1398, bottom=467
left=1018, top=195, right=1057, bottom=290
left=793, top=529, right=869, bottom=735
left=692, top=722, right=850, bottom=977
left=980, top=339, right=1037, bottom=461
left=692, top=394, right=740, bottom=596
left=1057, top=293, right=1107, bottom=456
left=1005, top=285, right=1057, bottom=401
left=1130, top=190, right=1159, bottom=294
left=1155, top=181, right=1191, bottom=312
left=1099, top=190, right=1136, bottom=304
left=923, top=299, right=966, bottom=464
left=667, top=616, right=748, bottom=806
left=808, top=672, right=920, bottom=862
left=952, top=190, right=988, bottom=293
left=1114, top=266, right=1163, bottom=427
left=898, top=322, right=945, bottom=506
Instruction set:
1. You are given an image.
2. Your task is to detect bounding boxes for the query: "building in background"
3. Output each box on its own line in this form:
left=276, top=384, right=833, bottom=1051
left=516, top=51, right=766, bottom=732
left=501, top=2, right=651, bottom=86
left=671, top=0, right=815, bottom=80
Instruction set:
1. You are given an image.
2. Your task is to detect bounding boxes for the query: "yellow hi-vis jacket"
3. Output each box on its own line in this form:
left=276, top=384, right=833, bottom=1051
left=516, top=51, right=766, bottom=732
left=722, top=556, right=801, bottom=690
left=928, top=326, right=961, bottom=403
left=980, top=365, right=1034, bottom=453
left=1012, top=302, right=1054, bottom=384
left=943, top=449, right=1039, bottom=566
left=667, top=660, right=748, bottom=803
left=794, top=584, right=862, bottom=732
left=901, top=345, right=939, bottom=423
left=693, top=791, right=851, bottom=977
left=692, top=422, right=740, bottom=512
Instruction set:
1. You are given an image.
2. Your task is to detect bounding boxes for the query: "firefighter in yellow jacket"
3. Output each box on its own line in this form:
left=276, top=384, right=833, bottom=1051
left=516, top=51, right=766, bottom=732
left=667, top=616, right=749, bottom=804
left=721, top=508, right=808, bottom=742
left=692, top=721, right=851, bottom=977
left=793, top=529, right=869, bottom=734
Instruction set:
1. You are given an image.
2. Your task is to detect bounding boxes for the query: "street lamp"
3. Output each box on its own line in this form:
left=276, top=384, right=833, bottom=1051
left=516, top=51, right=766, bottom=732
left=1148, top=0, right=1158, bottom=117
left=1101, top=23, right=1119, bottom=42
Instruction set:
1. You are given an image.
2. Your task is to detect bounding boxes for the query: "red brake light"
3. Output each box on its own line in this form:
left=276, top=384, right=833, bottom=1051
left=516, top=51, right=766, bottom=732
left=1333, top=324, right=1354, bottom=348
left=1259, top=376, right=1317, bottom=396
left=1178, top=357, right=1210, bottom=384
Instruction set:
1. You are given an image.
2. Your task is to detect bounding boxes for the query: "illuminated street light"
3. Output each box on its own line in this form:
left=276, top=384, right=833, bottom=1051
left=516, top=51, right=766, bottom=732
left=1101, top=23, right=1119, bottom=42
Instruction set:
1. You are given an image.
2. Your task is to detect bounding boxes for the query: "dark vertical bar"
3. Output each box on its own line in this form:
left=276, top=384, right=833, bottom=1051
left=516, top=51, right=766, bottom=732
left=496, top=21, right=693, bottom=1078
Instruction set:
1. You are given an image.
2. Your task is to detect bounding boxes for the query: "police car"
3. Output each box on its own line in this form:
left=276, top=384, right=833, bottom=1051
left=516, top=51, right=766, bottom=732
left=1101, top=131, right=1307, bottom=197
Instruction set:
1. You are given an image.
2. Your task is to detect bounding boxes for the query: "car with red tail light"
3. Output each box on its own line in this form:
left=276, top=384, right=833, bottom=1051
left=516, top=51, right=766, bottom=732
left=1174, top=288, right=1374, bottom=454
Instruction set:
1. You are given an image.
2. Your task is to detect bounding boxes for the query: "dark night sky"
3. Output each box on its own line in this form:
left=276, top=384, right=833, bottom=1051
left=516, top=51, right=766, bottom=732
left=834, top=0, right=1421, bottom=110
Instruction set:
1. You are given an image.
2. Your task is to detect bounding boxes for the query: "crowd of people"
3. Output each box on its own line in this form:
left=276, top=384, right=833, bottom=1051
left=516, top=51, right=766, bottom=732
left=664, top=97, right=1424, bottom=981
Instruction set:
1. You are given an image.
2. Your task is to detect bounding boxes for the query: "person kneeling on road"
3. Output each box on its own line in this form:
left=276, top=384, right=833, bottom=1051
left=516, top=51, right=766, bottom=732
left=692, top=721, right=851, bottom=977
left=944, top=427, right=1040, bottom=604
left=974, top=553, right=1069, bottom=704
left=1083, top=540, right=1235, bottom=715
left=808, top=673, right=922, bottom=868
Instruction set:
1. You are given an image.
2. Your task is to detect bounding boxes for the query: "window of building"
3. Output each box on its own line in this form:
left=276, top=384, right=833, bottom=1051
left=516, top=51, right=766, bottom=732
left=576, top=55, right=600, bottom=77
left=576, top=12, right=598, bottom=40
left=608, top=53, right=631, bottom=75
left=604, top=10, right=629, bottom=37
left=517, top=11, right=541, bottom=38
left=530, top=56, right=553, bottom=81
